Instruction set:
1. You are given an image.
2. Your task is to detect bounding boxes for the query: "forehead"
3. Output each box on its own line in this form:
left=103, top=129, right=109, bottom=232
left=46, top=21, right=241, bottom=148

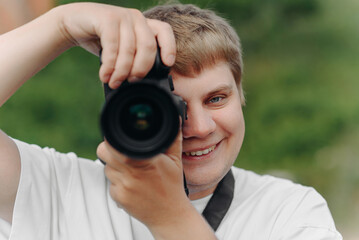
left=171, top=62, right=236, bottom=99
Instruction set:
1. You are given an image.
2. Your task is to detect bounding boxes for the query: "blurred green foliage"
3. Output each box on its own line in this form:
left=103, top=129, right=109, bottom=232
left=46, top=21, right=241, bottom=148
left=1, top=0, right=359, bottom=238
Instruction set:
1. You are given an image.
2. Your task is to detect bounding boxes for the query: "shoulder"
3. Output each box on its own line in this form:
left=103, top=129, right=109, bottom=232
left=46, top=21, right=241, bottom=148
left=223, top=167, right=342, bottom=239
left=12, top=138, right=100, bottom=167
left=12, top=138, right=108, bottom=207
left=12, top=138, right=104, bottom=187
left=230, top=166, right=329, bottom=216
left=231, top=166, right=319, bottom=203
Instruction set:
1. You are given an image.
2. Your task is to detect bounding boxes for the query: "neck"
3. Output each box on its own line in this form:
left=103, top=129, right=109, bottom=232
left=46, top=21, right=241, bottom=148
left=188, top=184, right=217, bottom=200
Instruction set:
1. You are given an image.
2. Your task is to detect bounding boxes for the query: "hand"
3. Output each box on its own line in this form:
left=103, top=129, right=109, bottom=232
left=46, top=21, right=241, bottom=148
left=97, top=131, right=193, bottom=228
left=57, top=2, right=176, bottom=88
left=97, top=131, right=217, bottom=239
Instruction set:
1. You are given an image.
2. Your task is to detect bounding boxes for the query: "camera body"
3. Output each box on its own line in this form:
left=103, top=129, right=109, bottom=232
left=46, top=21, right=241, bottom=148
left=100, top=53, right=187, bottom=159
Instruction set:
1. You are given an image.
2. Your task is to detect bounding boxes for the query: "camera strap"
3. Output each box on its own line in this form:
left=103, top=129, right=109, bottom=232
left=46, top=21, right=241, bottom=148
left=202, top=169, right=234, bottom=231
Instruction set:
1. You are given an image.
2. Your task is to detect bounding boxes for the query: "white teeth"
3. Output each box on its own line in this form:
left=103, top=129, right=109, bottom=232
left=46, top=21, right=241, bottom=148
left=184, top=145, right=216, bottom=156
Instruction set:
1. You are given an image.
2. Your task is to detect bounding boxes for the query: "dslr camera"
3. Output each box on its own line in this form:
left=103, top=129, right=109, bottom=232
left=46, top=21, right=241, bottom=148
left=100, top=51, right=187, bottom=159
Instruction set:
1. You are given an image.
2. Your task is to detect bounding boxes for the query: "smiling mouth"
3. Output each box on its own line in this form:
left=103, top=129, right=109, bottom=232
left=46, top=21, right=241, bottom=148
left=183, top=145, right=216, bottom=157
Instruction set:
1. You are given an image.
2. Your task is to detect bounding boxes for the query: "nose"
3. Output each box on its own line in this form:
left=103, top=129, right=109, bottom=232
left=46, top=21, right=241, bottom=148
left=182, top=106, right=216, bottom=139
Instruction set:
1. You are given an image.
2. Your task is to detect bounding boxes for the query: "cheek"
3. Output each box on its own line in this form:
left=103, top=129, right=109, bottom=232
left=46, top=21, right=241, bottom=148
left=235, top=111, right=245, bottom=140
left=213, top=106, right=245, bottom=139
left=213, top=105, right=245, bottom=163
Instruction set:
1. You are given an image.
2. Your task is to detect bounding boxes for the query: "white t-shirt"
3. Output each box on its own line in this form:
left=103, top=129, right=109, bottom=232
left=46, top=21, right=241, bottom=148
left=0, top=139, right=342, bottom=240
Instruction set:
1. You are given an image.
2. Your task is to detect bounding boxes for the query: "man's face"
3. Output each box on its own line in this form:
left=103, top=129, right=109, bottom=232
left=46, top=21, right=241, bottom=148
left=172, top=62, right=245, bottom=200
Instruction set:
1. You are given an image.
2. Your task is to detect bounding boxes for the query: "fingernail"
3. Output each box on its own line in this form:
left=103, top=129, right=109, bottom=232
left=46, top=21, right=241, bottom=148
left=103, top=74, right=111, bottom=83
left=128, top=76, right=141, bottom=82
left=167, top=54, right=176, bottom=66
left=112, top=81, right=122, bottom=89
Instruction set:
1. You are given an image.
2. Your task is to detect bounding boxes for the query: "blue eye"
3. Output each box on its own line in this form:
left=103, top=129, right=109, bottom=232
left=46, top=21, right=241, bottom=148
left=209, top=97, right=222, bottom=103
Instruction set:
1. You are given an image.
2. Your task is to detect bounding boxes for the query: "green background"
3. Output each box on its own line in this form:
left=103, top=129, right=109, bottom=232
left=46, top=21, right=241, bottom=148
left=1, top=0, right=358, bottom=238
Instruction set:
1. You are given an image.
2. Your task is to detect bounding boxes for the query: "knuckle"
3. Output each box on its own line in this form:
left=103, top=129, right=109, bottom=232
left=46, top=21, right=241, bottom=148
left=152, top=19, right=173, bottom=33
left=121, top=178, right=133, bottom=192
left=109, top=184, right=121, bottom=201
left=105, top=46, right=119, bottom=60
left=131, top=64, right=151, bottom=78
left=102, top=10, right=120, bottom=24
left=161, top=22, right=173, bottom=32
left=130, top=8, right=144, bottom=19
left=142, top=39, right=157, bottom=51
left=104, top=165, right=115, bottom=180
left=113, top=60, right=132, bottom=80
left=106, top=12, right=118, bottom=21
left=112, top=70, right=129, bottom=82
left=122, top=47, right=136, bottom=57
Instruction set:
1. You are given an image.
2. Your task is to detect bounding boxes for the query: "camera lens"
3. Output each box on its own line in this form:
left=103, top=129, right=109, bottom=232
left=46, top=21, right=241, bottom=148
left=101, top=82, right=180, bottom=159
left=121, top=99, right=163, bottom=141
left=128, top=103, right=153, bottom=130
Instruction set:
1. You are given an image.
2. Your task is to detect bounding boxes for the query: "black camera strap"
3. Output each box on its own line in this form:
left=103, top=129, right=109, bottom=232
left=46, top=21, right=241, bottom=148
left=201, top=169, right=234, bottom=231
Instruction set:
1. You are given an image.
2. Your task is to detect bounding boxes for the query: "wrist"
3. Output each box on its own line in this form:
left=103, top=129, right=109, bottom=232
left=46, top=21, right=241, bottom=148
left=149, top=203, right=217, bottom=240
left=51, top=4, right=78, bottom=49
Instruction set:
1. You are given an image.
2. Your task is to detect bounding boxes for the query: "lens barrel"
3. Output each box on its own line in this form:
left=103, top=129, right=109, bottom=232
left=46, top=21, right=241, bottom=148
left=101, top=80, right=185, bottom=159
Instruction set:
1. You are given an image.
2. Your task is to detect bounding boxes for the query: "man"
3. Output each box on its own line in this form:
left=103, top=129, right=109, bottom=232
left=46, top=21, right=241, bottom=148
left=0, top=2, right=342, bottom=239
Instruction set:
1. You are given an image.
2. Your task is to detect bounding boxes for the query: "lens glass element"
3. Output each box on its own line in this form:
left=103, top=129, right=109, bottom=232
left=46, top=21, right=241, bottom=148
left=120, top=99, right=162, bottom=141
left=130, top=104, right=152, bottom=130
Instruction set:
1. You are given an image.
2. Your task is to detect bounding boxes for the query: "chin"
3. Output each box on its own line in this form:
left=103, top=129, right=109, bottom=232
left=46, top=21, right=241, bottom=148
left=184, top=163, right=230, bottom=192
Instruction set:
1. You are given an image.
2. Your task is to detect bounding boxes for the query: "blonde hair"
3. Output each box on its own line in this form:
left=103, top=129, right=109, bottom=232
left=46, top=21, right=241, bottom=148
left=143, top=4, right=245, bottom=104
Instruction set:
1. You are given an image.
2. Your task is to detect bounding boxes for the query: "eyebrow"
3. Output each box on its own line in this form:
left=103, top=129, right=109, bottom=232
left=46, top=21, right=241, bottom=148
left=206, top=84, right=233, bottom=97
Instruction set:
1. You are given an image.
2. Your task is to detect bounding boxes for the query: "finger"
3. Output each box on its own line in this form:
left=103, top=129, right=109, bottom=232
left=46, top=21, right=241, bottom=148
left=97, top=141, right=126, bottom=172
left=98, top=23, right=120, bottom=84
left=165, top=128, right=183, bottom=166
left=108, top=19, right=136, bottom=89
left=147, top=19, right=176, bottom=66
left=105, top=165, right=127, bottom=210
left=97, top=141, right=112, bottom=165
left=104, top=164, right=124, bottom=183
left=96, top=141, right=108, bottom=162
left=128, top=18, right=157, bottom=81
left=103, top=140, right=153, bottom=169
